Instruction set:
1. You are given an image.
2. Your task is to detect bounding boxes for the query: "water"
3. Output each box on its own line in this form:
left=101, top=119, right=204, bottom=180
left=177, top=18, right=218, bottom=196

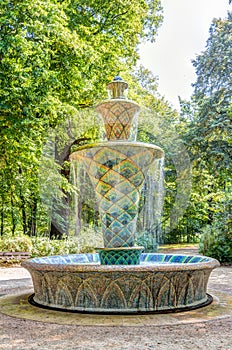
left=137, top=157, right=165, bottom=245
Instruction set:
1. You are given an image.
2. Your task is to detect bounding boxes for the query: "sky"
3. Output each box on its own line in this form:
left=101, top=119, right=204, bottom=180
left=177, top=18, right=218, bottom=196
left=139, top=0, right=230, bottom=110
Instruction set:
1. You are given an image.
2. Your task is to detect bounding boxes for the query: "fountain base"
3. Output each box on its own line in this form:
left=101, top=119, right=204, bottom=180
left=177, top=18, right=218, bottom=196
left=22, top=253, right=219, bottom=314
left=28, top=293, right=213, bottom=314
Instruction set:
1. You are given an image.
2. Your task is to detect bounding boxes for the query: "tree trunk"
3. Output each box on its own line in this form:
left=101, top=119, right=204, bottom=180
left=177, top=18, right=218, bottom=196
left=20, top=193, right=28, bottom=235
left=0, top=196, right=4, bottom=236
left=28, top=197, right=37, bottom=236
left=10, top=194, right=16, bottom=235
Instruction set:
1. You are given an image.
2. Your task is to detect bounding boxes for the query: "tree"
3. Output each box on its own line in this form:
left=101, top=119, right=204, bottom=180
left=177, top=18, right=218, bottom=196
left=0, top=0, right=163, bottom=236
left=179, top=11, right=232, bottom=245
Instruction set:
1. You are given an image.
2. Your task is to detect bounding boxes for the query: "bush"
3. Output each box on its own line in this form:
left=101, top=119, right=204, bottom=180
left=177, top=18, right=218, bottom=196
left=77, top=226, right=103, bottom=253
left=199, top=224, right=232, bottom=264
left=30, top=230, right=102, bottom=257
left=0, top=226, right=103, bottom=258
left=0, top=234, right=33, bottom=253
left=30, top=237, right=79, bottom=257
left=135, top=231, right=158, bottom=252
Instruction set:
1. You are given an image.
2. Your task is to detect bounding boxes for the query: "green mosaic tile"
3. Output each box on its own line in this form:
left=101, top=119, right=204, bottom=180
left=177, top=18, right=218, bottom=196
left=102, top=213, right=114, bottom=226
left=117, top=212, right=133, bottom=225
left=126, top=189, right=139, bottom=203
left=98, top=197, right=112, bottom=211
left=71, top=143, right=160, bottom=249
left=128, top=171, right=144, bottom=187
left=113, top=159, right=139, bottom=178
left=95, top=147, right=126, bottom=165
left=98, top=248, right=143, bottom=265
left=109, top=219, right=124, bottom=233
left=104, top=188, right=124, bottom=203
left=101, top=170, right=124, bottom=187
left=115, top=180, right=135, bottom=195
left=103, top=230, right=132, bottom=247
left=89, top=161, right=108, bottom=178
left=117, top=196, right=134, bottom=211
left=117, top=228, right=134, bottom=242
left=107, top=204, right=124, bottom=218
left=96, top=181, right=111, bottom=196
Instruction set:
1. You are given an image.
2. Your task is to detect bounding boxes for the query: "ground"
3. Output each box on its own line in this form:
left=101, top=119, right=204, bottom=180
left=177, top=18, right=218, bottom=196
left=0, top=313, right=231, bottom=350
left=0, top=246, right=231, bottom=350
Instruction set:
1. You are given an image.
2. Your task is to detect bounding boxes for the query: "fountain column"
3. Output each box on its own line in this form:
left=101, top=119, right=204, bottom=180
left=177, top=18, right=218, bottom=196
left=70, top=77, right=164, bottom=264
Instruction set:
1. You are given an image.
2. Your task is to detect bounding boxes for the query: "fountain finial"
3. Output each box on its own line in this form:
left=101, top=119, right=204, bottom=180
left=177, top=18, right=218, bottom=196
left=107, top=76, right=128, bottom=99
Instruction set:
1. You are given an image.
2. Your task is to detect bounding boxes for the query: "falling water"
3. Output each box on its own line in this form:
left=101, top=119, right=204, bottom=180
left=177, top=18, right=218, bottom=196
left=70, top=161, right=80, bottom=236
left=70, top=155, right=165, bottom=249
left=70, top=162, right=98, bottom=236
left=137, top=157, right=165, bottom=248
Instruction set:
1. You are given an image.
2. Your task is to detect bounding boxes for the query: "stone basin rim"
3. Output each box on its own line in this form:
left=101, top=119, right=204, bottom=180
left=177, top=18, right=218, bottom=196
left=22, top=253, right=220, bottom=273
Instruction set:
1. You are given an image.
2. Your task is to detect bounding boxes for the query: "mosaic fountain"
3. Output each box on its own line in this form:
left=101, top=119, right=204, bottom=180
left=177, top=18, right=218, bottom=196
left=23, top=77, right=219, bottom=313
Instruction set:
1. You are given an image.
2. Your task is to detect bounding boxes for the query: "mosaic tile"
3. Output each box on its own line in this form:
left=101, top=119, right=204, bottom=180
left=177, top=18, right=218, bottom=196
left=98, top=248, right=143, bottom=265
left=96, top=100, right=140, bottom=141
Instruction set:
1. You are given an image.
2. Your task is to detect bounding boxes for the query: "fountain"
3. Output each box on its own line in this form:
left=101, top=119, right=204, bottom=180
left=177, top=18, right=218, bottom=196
left=23, top=77, right=219, bottom=313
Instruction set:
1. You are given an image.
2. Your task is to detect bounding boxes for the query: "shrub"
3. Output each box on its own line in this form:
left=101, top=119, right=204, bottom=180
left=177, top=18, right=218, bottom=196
left=199, top=223, right=232, bottom=264
left=77, top=226, right=103, bottom=253
left=0, top=234, right=33, bottom=253
left=30, top=237, right=80, bottom=257
left=135, top=231, right=158, bottom=252
left=0, top=230, right=102, bottom=258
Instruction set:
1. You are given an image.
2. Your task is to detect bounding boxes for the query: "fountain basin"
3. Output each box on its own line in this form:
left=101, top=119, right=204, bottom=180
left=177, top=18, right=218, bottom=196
left=22, top=253, right=219, bottom=314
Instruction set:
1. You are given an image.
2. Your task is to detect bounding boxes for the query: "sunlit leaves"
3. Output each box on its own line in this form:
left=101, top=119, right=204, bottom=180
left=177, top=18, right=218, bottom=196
left=0, top=0, right=163, bottom=236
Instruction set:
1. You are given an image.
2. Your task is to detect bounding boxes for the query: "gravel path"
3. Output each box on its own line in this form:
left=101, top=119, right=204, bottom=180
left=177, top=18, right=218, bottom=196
left=0, top=312, right=231, bottom=350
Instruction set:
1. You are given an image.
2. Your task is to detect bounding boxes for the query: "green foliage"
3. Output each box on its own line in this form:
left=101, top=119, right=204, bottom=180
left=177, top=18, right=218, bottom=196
left=199, top=226, right=232, bottom=264
left=177, top=10, right=232, bottom=243
left=30, top=236, right=80, bottom=257
left=1, top=2, right=229, bottom=249
left=0, top=226, right=103, bottom=257
left=135, top=231, right=158, bottom=252
left=199, top=192, right=232, bottom=263
left=0, top=234, right=33, bottom=252
left=0, top=0, right=163, bottom=237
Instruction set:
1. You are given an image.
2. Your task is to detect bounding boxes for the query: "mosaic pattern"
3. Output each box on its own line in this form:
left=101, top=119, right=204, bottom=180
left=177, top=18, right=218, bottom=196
left=23, top=253, right=220, bottom=313
left=71, top=143, right=163, bottom=248
left=96, top=100, right=140, bottom=140
left=97, top=247, right=143, bottom=265
left=26, top=253, right=213, bottom=265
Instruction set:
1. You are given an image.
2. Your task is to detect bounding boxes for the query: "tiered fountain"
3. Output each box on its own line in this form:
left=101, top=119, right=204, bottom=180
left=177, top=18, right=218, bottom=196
left=23, top=77, right=219, bottom=313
